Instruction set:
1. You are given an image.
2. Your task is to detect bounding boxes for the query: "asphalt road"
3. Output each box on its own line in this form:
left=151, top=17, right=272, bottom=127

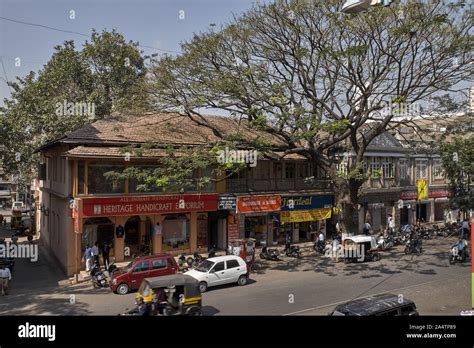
left=0, top=230, right=470, bottom=316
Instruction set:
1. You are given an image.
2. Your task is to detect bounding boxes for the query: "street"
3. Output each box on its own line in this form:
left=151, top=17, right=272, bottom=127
left=0, top=219, right=470, bottom=316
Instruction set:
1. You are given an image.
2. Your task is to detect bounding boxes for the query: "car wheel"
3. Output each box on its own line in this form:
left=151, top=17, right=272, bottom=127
left=198, top=281, right=208, bottom=293
left=238, top=275, right=248, bottom=286
left=187, top=307, right=201, bottom=316
left=116, top=283, right=129, bottom=295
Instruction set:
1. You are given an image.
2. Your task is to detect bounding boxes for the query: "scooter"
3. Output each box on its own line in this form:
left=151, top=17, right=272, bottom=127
left=376, top=233, right=394, bottom=251
left=449, top=242, right=469, bottom=264
left=284, top=242, right=302, bottom=258
left=259, top=246, right=281, bottom=261
left=404, top=238, right=422, bottom=255
left=313, top=240, right=328, bottom=254
left=178, top=254, right=189, bottom=272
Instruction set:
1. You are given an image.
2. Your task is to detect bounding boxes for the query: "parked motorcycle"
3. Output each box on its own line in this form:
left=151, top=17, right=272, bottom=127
left=404, top=238, right=422, bottom=255
left=90, top=263, right=108, bottom=288
left=178, top=254, right=189, bottom=272
left=313, top=240, right=328, bottom=254
left=259, top=246, right=281, bottom=261
left=284, top=242, right=302, bottom=258
left=365, top=249, right=382, bottom=262
left=107, top=259, right=118, bottom=276
left=376, top=234, right=394, bottom=251
left=449, top=242, right=469, bottom=264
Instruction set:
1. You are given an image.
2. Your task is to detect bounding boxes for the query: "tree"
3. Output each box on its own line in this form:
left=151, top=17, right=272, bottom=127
left=439, top=136, right=474, bottom=214
left=0, top=29, right=150, bottom=186
left=146, top=0, right=473, bottom=233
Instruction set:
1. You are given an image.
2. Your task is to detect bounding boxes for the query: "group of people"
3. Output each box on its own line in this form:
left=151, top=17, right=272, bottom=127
left=82, top=242, right=111, bottom=271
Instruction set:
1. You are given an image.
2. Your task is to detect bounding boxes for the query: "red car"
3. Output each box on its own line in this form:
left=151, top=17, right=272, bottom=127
left=110, top=254, right=178, bottom=295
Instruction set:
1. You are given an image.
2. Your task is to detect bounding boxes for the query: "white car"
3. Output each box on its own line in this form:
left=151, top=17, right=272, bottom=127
left=185, top=255, right=249, bottom=293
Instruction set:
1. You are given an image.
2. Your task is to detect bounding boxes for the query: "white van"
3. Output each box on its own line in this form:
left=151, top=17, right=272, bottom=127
left=185, top=255, right=248, bottom=292
left=12, top=201, right=25, bottom=211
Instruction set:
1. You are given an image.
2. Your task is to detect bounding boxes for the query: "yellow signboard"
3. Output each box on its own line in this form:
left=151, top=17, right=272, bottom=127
left=417, top=179, right=428, bottom=200
left=280, top=208, right=332, bottom=223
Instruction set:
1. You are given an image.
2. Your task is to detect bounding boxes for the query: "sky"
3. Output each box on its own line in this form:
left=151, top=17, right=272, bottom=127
left=0, top=0, right=261, bottom=104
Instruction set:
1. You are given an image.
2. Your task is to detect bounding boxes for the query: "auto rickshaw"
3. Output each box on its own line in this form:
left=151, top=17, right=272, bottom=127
left=10, top=210, right=22, bottom=229
left=342, top=235, right=381, bottom=263
left=135, top=274, right=202, bottom=316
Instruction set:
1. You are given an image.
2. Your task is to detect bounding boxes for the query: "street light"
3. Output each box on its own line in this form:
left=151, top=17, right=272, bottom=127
left=341, top=0, right=394, bottom=14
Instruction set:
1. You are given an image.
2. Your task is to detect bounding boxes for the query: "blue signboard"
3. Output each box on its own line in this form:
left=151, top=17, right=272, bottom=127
left=280, top=195, right=334, bottom=211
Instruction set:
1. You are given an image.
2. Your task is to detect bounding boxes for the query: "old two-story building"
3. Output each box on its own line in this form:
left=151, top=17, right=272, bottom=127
left=341, top=111, right=472, bottom=234
left=37, top=112, right=334, bottom=276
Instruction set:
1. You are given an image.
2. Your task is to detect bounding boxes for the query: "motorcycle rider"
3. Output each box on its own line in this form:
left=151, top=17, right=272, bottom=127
left=125, top=297, right=151, bottom=316
left=453, top=237, right=467, bottom=261
left=316, top=228, right=326, bottom=251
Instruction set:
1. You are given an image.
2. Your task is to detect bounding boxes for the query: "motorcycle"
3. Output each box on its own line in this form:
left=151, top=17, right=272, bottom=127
left=107, top=259, right=118, bottom=276
left=404, top=238, right=422, bottom=255
left=313, top=240, right=328, bottom=254
left=449, top=242, right=469, bottom=264
left=90, top=263, right=108, bottom=288
left=284, top=242, right=302, bottom=258
left=259, top=246, right=281, bottom=261
left=376, top=234, right=394, bottom=251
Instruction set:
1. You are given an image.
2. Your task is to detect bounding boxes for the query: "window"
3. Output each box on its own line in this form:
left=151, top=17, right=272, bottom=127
left=337, top=156, right=348, bottom=175
left=152, top=259, right=166, bottom=270
left=133, top=261, right=150, bottom=272
left=369, top=157, right=380, bottom=177
left=381, top=157, right=394, bottom=178
left=162, top=215, right=189, bottom=250
left=433, top=159, right=444, bottom=179
left=213, top=262, right=225, bottom=272
left=285, top=163, right=295, bottom=179
left=298, top=162, right=309, bottom=178
left=226, top=259, right=240, bottom=269
left=87, top=162, right=125, bottom=194
left=399, top=159, right=407, bottom=179
left=167, top=258, right=175, bottom=269
left=415, top=159, right=428, bottom=179
left=77, top=161, right=85, bottom=194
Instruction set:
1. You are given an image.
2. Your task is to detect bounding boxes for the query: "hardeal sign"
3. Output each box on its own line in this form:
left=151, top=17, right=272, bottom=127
left=81, top=194, right=219, bottom=217
left=280, top=195, right=334, bottom=223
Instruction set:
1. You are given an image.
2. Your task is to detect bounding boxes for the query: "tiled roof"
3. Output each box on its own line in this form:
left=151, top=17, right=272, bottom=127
left=61, top=112, right=288, bottom=147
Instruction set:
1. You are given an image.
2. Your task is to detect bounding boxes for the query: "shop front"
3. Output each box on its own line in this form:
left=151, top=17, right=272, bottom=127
left=280, top=195, right=334, bottom=243
left=76, top=193, right=218, bottom=262
left=236, top=195, right=281, bottom=247
left=400, top=189, right=452, bottom=223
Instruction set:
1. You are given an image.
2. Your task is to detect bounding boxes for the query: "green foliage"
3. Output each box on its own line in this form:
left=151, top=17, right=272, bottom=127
left=439, top=136, right=474, bottom=210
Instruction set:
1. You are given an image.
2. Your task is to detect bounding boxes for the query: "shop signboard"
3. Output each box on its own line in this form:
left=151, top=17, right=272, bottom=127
left=280, top=195, right=334, bottom=211
left=400, top=189, right=452, bottom=200
left=236, top=195, right=281, bottom=214
left=280, top=208, right=332, bottom=223
left=81, top=194, right=219, bottom=217
left=218, top=195, right=237, bottom=210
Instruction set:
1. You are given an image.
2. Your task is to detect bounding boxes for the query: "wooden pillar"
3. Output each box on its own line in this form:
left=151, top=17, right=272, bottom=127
left=152, top=215, right=164, bottom=255
left=114, top=216, right=128, bottom=262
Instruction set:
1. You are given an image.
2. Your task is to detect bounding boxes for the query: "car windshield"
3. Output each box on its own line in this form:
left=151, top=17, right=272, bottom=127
left=121, top=261, right=134, bottom=273
left=195, top=259, right=215, bottom=272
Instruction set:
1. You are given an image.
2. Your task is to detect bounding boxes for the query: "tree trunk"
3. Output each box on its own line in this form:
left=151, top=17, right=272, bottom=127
left=338, top=178, right=363, bottom=235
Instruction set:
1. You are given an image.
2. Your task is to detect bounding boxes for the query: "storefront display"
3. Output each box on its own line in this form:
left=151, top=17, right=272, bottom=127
left=162, top=214, right=189, bottom=251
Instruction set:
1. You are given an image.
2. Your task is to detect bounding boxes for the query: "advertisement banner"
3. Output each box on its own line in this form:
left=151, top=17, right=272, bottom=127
left=236, top=195, right=281, bottom=214
left=280, top=195, right=334, bottom=211
left=280, top=208, right=332, bottom=223
left=401, top=189, right=451, bottom=200
left=417, top=179, right=428, bottom=200
left=81, top=194, right=218, bottom=217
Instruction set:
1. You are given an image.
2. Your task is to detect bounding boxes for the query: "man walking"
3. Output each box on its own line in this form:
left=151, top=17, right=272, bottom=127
left=83, top=244, right=93, bottom=272
left=0, top=264, right=12, bottom=295
left=461, top=218, right=470, bottom=240
left=387, top=214, right=395, bottom=235
left=92, top=242, right=100, bottom=268
left=363, top=221, right=372, bottom=235
left=102, top=243, right=110, bottom=270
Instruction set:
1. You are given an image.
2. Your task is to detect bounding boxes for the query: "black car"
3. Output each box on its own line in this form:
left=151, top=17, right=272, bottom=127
left=329, top=293, right=419, bottom=316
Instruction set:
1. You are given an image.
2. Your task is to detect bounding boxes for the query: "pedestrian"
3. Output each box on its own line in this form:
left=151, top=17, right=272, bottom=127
left=0, top=264, right=12, bottom=295
left=461, top=218, right=470, bottom=240
left=92, top=242, right=100, bottom=268
left=102, top=243, right=110, bottom=270
left=363, top=221, right=372, bottom=235
left=332, top=236, right=340, bottom=262
left=82, top=244, right=93, bottom=272
left=387, top=214, right=395, bottom=235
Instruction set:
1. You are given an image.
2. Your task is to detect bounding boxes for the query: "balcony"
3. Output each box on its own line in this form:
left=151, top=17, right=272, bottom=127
left=225, top=178, right=331, bottom=193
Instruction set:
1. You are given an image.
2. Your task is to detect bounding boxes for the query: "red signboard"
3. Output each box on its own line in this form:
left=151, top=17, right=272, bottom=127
left=81, top=194, right=218, bottom=217
left=400, top=190, right=452, bottom=200
left=236, top=195, right=281, bottom=214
